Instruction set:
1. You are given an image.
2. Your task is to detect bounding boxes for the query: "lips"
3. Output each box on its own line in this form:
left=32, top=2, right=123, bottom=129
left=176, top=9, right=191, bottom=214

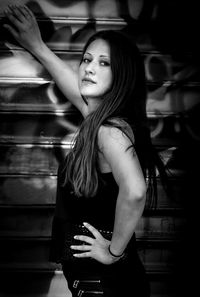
left=82, top=77, right=96, bottom=84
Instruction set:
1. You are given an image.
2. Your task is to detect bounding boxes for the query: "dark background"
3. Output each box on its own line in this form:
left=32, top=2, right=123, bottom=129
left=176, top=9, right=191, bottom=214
left=0, top=0, right=199, bottom=296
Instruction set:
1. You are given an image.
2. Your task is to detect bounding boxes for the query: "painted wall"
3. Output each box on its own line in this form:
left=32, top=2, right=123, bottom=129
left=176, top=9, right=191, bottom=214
left=0, top=1, right=199, bottom=296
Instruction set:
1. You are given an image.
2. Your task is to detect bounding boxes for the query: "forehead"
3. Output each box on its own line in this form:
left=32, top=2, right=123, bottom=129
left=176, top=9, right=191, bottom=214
left=85, top=39, right=110, bottom=56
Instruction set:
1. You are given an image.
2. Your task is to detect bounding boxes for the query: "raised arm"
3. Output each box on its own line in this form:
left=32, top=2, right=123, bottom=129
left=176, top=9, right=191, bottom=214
left=4, top=5, right=88, bottom=117
left=98, top=125, right=147, bottom=256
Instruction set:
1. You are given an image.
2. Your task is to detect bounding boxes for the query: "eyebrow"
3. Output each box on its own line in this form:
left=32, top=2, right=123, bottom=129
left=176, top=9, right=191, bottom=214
left=85, top=52, right=110, bottom=58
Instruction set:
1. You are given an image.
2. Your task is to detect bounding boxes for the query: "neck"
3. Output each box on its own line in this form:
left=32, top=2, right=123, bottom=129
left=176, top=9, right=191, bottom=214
left=86, top=98, right=101, bottom=115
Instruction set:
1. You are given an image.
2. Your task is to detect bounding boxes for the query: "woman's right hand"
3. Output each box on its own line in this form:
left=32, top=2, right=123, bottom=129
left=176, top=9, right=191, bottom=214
left=4, top=4, right=85, bottom=114
left=4, top=5, right=44, bottom=54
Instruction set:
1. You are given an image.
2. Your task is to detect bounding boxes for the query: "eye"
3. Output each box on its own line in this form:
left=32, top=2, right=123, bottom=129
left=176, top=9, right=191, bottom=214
left=100, top=60, right=110, bottom=66
left=82, top=57, right=91, bottom=64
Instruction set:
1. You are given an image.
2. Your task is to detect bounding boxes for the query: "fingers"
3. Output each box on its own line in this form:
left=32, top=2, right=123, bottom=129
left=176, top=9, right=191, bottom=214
left=71, top=242, right=91, bottom=258
left=70, top=244, right=91, bottom=251
left=83, top=222, right=101, bottom=239
left=71, top=223, right=107, bottom=260
left=73, top=252, right=91, bottom=258
left=74, top=235, right=93, bottom=245
left=71, top=232, right=93, bottom=258
left=4, top=8, right=23, bottom=30
left=3, top=24, right=18, bottom=38
left=3, top=7, right=24, bottom=39
left=4, top=4, right=34, bottom=25
left=4, top=4, right=38, bottom=41
left=22, top=5, right=36, bottom=19
left=16, top=5, right=31, bottom=19
left=16, top=5, right=37, bottom=22
left=6, top=5, right=26, bottom=23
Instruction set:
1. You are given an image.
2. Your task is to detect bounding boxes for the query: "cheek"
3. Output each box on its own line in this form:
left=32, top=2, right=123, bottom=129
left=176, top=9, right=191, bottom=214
left=103, top=71, right=112, bottom=90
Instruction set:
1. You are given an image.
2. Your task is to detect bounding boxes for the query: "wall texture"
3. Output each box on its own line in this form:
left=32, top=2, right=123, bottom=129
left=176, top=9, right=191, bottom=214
left=0, top=0, right=199, bottom=296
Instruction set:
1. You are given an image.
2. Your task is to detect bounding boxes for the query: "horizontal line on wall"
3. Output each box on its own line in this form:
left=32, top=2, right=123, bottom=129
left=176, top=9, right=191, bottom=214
left=0, top=108, right=191, bottom=117
left=0, top=262, right=174, bottom=275
left=0, top=236, right=180, bottom=242
left=0, top=16, right=127, bottom=25
left=0, top=45, right=195, bottom=56
left=0, top=77, right=199, bottom=87
left=0, top=77, right=52, bottom=84
left=0, top=204, right=185, bottom=216
left=0, top=136, right=73, bottom=145
left=0, top=236, right=181, bottom=249
left=0, top=107, right=78, bottom=113
left=0, top=173, right=58, bottom=177
left=39, top=16, right=126, bottom=24
left=0, top=172, right=183, bottom=179
left=0, top=142, right=71, bottom=148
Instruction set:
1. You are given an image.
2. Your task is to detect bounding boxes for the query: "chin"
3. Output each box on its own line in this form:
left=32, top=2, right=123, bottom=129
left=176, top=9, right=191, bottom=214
left=81, top=90, right=99, bottom=98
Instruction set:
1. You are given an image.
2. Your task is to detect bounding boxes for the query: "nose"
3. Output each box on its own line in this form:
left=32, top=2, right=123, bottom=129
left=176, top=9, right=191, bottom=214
left=85, top=61, right=96, bottom=75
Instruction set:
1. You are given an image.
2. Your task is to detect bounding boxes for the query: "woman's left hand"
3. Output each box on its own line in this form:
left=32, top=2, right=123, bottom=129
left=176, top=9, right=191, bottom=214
left=70, top=222, right=119, bottom=265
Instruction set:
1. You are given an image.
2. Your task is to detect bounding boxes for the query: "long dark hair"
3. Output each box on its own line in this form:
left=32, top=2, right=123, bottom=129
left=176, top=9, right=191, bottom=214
left=61, top=30, right=166, bottom=207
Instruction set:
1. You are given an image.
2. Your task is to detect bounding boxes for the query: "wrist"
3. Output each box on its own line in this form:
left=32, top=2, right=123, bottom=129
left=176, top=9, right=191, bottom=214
left=31, top=41, right=47, bottom=57
left=108, top=245, right=125, bottom=258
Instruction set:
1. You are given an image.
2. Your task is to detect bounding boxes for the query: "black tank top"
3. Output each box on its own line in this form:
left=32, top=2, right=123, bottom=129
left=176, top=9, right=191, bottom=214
left=50, top=165, right=136, bottom=263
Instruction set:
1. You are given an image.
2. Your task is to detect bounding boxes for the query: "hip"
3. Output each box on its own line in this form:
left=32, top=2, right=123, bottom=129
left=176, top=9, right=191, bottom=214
left=63, top=268, right=150, bottom=297
left=62, top=253, right=150, bottom=297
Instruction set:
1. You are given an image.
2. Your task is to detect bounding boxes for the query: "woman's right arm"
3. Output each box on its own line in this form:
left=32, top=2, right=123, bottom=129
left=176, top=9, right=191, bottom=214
left=4, top=5, right=88, bottom=116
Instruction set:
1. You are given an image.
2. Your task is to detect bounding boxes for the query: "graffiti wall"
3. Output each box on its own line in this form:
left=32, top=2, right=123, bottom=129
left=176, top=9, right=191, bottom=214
left=0, top=1, right=199, bottom=296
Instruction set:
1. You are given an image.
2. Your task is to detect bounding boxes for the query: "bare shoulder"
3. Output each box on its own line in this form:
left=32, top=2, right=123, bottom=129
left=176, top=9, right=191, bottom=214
left=97, top=121, right=144, bottom=188
left=98, top=125, right=125, bottom=142
left=98, top=120, right=134, bottom=151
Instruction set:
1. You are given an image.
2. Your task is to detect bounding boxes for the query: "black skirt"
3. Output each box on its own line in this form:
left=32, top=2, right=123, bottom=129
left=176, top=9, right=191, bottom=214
left=62, top=251, right=150, bottom=297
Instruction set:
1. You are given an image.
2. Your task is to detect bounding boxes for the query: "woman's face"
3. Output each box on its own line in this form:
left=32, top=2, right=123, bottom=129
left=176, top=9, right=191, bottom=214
left=78, top=39, right=113, bottom=100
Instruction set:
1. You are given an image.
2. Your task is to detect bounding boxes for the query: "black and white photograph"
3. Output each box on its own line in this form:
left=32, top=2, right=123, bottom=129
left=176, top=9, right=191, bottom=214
left=0, top=1, right=199, bottom=296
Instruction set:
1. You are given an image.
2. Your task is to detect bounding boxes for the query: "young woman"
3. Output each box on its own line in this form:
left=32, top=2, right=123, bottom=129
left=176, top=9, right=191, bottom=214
left=4, top=5, right=166, bottom=296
